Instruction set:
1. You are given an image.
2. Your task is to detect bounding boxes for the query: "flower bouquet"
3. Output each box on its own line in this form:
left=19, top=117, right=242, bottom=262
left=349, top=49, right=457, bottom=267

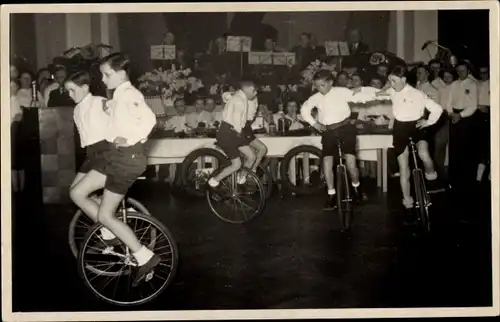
left=300, top=60, right=337, bottom=85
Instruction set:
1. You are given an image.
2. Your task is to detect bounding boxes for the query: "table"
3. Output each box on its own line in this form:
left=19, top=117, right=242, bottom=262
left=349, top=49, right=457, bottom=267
left=146, top=135, right=393, bottom=192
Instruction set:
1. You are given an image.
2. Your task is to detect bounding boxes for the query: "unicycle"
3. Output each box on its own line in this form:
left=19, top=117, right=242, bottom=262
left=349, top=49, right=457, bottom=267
left=409, top=136, right=432, bottom=233
left=206, top=166, right=266, bottom=224
left=76, top=198, right=178, bottom=306
left=68, top=194, right=150, bottom=258
left=335, top=139, right=354, bottom=232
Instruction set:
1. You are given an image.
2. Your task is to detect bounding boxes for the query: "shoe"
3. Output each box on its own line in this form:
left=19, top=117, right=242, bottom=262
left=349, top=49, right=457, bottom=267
left=403, top=207, right=418, bottom=225
left=427, top=179, right=445, bottom=194
left=353, top=186, right=368, bottom=204
left=323, top=194, right=337, bottom=210
left=132, top=254, right=161, bottom=287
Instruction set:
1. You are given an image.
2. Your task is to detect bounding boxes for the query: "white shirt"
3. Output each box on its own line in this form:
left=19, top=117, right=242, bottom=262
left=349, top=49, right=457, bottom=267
left=431, top=77, right=447, bottom=91
left=247, top=98, right=259, bottom=121
left=16, top=88, right=44, bottom=108
left=416, top=81, right=439, bottom=103
left=386, top=85, right=443, bottom=125
left=185, top=111, right=200, bottom=129
left=73, top=94, right=110, bottom=148
left=438, top=84, right=453, bottom=114
left=106, top=81, right=157, bottom=145
left=198, top=110, right=216, bottom=127
left=447, top=76, right=478, bottom=118
left=11, top=96, right=22, bottom=124
left=165, top=114, right=188, bottom=133
left=221, top=90, right=248, bottom=132
left=477, top=79, right=490, bottom=106
left=300, top=87, right=352, bottom=126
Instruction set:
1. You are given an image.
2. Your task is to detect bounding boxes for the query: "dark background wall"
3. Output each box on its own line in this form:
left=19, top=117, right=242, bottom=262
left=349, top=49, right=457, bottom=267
left=438, top=9, right=490, bottom=67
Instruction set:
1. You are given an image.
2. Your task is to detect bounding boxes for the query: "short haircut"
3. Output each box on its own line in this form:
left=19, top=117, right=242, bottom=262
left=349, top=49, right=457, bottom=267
left=390, top=65, right=407, bottom=78
left=54, top=65, right=67, bottom=74
left=428, top=59, right=440, bottom=66
left=370, top=75, right=386, bottom=84
left=36, top=68, right=50, bottom=79
left=100, top=52, right=131, bottom=75
left=19, top=70, right=35, bottom=80
left=64, top=70, right=91, bottom=87
left=174, top=98, right=185, bottom=105
left=300, top=32, right=312, bottom=39
left=456, top=60, right=470, bottom=69
left=415, top=63, right=430, bottom=74
left=238, top=76, right=256, bottom=89
left=439, top=68, right=457, bottom=80
left=313, top=69, right=334, bottom=82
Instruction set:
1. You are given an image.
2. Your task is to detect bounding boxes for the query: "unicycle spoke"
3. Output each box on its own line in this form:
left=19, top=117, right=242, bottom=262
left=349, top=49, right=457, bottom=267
left=78, top=212, right=178, bottom=306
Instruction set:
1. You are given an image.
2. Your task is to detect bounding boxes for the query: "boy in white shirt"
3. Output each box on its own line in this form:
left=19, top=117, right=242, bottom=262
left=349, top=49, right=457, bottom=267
left=69, top=53, right=159, bottom=286
left=207, top=78, right=258, bottom=189
left=164, top=98, right=189, bottom=134
left=476, top=66, right=490, bottom=182
left=381, top=65, right=443, bottom=215
left=300, top=70, right=364, bottom=210
left=447, top=61, right=479, bottom=186
left=197, top=97, right=216, bottom=128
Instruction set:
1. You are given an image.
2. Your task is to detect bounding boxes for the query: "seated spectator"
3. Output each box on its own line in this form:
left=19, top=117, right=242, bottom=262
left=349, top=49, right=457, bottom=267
left=415, top=64, right=439, bottom=102
left=336, top=71, right=350, bottom=87
left=185, top=97, right=202, bottom=129
left=197, top=97, right=218, bottom=128
left=347, top=28, right=370, bottom=56
left=16, top=71, right=45, bottom=108
left=36, top=68, right=53, bottom=101
left=284, top=99, right=306, bottom=131
left=164, top=98, right=190, bottom=133
left=47, top=66, right=74, bottom=107
left=251, top=103, right=271, bottom=132
left=369, top=75, right=386, bottom=89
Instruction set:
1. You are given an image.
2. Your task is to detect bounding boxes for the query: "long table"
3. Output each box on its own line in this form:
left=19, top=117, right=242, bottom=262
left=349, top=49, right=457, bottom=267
left=146, top=135, right=393, bottom=192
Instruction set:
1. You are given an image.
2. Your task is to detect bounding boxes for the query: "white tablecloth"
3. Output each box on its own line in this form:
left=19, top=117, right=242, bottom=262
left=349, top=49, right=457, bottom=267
left=146, top=135, right=393, bottom=192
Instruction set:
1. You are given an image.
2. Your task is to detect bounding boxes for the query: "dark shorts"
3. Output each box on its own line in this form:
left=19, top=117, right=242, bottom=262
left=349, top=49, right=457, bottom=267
left=392, top=119, right=429, bottom=157
left=94, top=143, right=147, bottom=195
left=79, top=140, right=109, bottom=174
left=242, top=121, right=256, bottom=144
left=321, top=120, right=357, bottom=157
left=216, top=121, right=248, bottom=159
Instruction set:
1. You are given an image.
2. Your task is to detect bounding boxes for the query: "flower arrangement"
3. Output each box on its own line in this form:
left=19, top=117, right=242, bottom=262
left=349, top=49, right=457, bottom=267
left=137, top=67, right=204, bottom=102
left=300, top=60, right=337, bottom=85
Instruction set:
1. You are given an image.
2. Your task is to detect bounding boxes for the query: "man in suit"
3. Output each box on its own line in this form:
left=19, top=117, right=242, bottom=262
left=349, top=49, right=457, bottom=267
left=47, top=66, right=75, bottom=107
left=290, top=32, right=319, bottom=70
left=347, top=28, right=370, bottom=56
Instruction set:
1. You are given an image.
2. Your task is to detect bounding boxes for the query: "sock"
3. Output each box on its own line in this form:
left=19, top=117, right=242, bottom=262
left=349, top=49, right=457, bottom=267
left=352, top=181, right=360, bottom=188
left=100, top=227, right=116, bottom=240
left=477, top=163, right=486, bottom=182
left=133, top=245, right=155, bottom=266
left=208, top=178, right=219, bottom=187
left=402, top=197, right=414, bottom=209
left=424, top=171, right=438, bottom=181
left=327, top=189, right=336, bottom=195
left=237, top=173, right=247, bottom=184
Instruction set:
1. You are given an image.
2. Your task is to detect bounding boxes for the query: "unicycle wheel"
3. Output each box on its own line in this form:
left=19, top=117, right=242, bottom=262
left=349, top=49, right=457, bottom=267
left=77, top=212, right=178, bottom=306
left=206, top=167, right=266, bottom=224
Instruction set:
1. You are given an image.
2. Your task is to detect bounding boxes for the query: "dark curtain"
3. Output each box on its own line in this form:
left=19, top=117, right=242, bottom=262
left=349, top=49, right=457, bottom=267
left=162, top=12, right=227, bottom=53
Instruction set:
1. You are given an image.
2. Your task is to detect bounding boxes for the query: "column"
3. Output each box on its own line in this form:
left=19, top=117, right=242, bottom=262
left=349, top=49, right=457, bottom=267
left=34, top=13, right=66, bottom=69
left=413, top=11, right=438, bottom=63
left=65, top=13, right=92, bottom=48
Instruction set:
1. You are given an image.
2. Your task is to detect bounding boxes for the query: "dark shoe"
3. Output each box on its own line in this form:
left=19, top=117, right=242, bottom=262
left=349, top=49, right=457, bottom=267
left=353, top=186, right=368, bottom=204
left=403, top=207, right=418, bottom=225
left=323, top=194, right=337, bottom=210
left=132, top=254, right=161, bottom=287
left=427, top=179, right=445, bottom=194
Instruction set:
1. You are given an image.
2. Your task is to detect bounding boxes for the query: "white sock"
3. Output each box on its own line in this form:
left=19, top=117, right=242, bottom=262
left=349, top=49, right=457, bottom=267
left=237, top=173, right=247, bottom=184
left=352, top=181, right=360, bottom=188
left=133, top=245, right=155, bottom=266
left=425, top=171, right=438, bottom=181
left=208, top=178, right=219, bottom=187
left=328, top=189, right=336, bottom=195
left=100, top=227, right=116, bottom=240
left=477, top=163, right=486, bottom=181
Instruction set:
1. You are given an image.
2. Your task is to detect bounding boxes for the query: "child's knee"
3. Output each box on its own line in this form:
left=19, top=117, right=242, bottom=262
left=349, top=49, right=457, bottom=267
left=69, top=185, right=84, bottom=203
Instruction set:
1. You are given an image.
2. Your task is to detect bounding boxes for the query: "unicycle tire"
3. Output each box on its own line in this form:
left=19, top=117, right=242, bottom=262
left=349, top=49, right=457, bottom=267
left=206, top=167, right=266, bottom=224
left=77, top=212, right=178, bottom=306
left=413, top=170, right=431, bottom=233
left=336, top=166, right=353, bottom=232
left=69, top=197, right=150, bottom=258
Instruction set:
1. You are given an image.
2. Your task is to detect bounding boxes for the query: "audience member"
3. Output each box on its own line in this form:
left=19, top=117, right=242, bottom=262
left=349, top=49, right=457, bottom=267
left=47, top=66, right=74, bottom=107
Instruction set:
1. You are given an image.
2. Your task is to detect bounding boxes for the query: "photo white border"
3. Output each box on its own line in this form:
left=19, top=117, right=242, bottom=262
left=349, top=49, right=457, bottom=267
left=1, top=1, right=499, bottom=320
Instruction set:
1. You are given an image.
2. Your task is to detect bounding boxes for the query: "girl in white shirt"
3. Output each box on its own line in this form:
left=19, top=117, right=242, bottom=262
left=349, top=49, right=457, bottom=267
left=382, top=66, right=443, bottom=212
left=69, top=53, right=159, bottom=286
